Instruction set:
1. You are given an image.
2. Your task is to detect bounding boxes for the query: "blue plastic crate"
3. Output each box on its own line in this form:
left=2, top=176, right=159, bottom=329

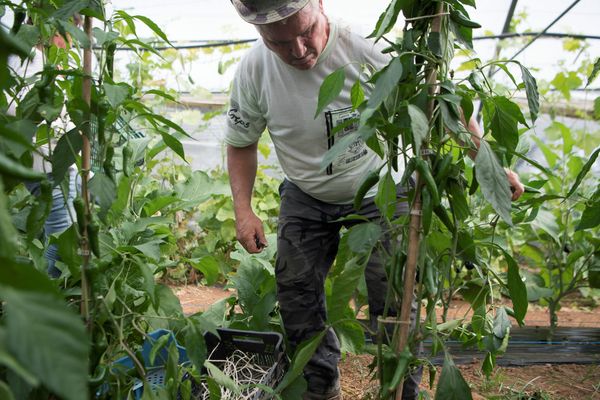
left=111, top=329, right=190, bottom=399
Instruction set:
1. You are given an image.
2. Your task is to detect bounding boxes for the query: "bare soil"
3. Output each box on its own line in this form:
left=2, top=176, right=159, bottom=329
left=173, top=285, right=600, bottom=399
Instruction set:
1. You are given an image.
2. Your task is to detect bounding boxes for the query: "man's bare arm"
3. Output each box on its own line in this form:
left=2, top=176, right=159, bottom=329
left=227, top=143, right=266, bottom=253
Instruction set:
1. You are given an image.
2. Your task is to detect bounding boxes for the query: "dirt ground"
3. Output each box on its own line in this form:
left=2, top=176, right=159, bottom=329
left=173, top=285, right=600, bottom=399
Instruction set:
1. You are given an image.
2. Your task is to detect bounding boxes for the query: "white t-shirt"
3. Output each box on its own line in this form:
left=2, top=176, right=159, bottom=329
left=225, top=21, right=398, bottom=204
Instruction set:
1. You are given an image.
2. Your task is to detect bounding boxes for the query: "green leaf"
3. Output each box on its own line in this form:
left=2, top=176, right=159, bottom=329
left=368, top=0, right=406, bottom=40
left=205, top=361, right=240, bottom=394
left=504, top=253, right=528, bottom=326
left=145, top=112, right=192, bottom=139
left=183, top=322, right=207, bottom=372
left=565, top=146, right=599, bottom=199
left=374, top=171, right=397, bottom=220
left=158, top=130, right=186, bottom=161
left=350, top=80, right=365, bottom=109
left=489, top=97, right=524, bottom=155
left=594, top=97, right=600, bottom=120
left=0, top=180, right=18, bottom=258
left=104, top=82, right=130, bottom=108
left=155, top=284, right=184, bottom=317
left=577, top=200, right=600, bottom=231
left=0, top=152, right=46, bottom=182
left=175, top=170, right=230, bottom=204
left=144, top=89, right=178, bottom=103
left=190, top=256, right=220, bottom=285
left=14, top=24, right=40, bottom=51
left=0, top=341, right=39, bottom=387
left=551, top=71, right=582, bottom=100
left=475, top=140, right=512, bottom=225
left=520, top=64, right=539, bottom=122
left=435, top=353, right=472, bottom=400
left=92, top=28, right=119, bottom=46
left=58, top=20, right=90, bottom=48
left=132, top=14, right=173, bottom=46
left=3, top=120, right=36, bottom=158
left=320, top=130, right=360, bottom=171
left=407, top=104, right=429, bottom=156
left=3, top=289, right=89, bottom=400
left=347, top=222, right=382, bottom=255
left=276, top=331, right=326, bottom=393
left=52, top=128, right=82, bottom=186
left=493, top=307, right=511, bottom=339
left=314, top=67, right=345, bottom=118
left=281, top=376, right=307, bottom=400
left=52, top=0, right=88, bottom=20
left=51, top=225, right=82, bottom=278
left=367, top=58, right=403, bottom=111
left=334, top=320, right=365, bottom=354
left=482, top=352, right=495, bottom=378
left=587, top=58, right=600, bottom=87
left=133, top=239, right=163, bottom=262
left=327, top=255, right=367, bottom=323
left=88, top=171, right=117, bottom=216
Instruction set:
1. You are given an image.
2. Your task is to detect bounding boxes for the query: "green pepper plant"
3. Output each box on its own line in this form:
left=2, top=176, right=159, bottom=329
left=0, top=1, right=230, bottom=398
left=313, top=0, right=543, bottom=398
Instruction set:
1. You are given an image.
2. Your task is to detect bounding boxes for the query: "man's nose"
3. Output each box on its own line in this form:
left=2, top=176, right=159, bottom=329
left=290, top=37, right=307, bottom=58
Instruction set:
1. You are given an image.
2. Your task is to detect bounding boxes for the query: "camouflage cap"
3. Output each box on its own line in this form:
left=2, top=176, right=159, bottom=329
left=230, top=0, right=311, bottom=25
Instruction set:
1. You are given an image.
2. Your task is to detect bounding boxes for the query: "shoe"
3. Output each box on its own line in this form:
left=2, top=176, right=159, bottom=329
left=302, top=387, right=342, bottom=400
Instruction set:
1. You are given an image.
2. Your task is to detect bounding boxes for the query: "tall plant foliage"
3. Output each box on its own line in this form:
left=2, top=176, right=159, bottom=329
left=0, top=1, right=227, bottom=398
left=317, top=0, right=541, bottom=397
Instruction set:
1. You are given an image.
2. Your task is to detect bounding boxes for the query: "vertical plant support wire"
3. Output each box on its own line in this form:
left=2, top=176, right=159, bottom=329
left=80, top=15, right=93, bottom=326
left=394, top=5, right=445, bottom=399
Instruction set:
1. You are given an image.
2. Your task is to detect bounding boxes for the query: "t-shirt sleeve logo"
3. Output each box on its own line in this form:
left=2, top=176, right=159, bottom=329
left=324, top=107, right=367, bottom=175
left=227, top=101, right=251, bottom=132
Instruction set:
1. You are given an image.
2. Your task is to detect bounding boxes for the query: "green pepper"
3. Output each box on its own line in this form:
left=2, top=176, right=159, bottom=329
left=87, top=222, right=100, bottom=258
left=421, top=186, right=432, bottom=235
left=434, top=205, right=454, bottom=232
left=106, top=43, right=117, bottom=79
left=415, top=158, right=440, bottom=206
left=392, top=251, right=407, bottom=296
left=103, top=145, right=115, bottom=181
left=73, top=196, right=86, bottom=234
left=122, top=144, right=133, bottom=177
left=388, top=348, right=412, bottom=393
left=354, top=170, right=379, bottom=211
left=88, top=365, right=107, bottom=385
left=450, top=9, right=482, bottom=29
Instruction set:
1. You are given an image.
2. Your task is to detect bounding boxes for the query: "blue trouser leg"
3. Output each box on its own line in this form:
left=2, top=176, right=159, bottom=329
left=26, top=169, right=76, bottom=278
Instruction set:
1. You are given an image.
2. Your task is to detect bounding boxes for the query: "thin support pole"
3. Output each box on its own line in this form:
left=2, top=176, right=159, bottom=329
left=80, top=15, right=93, bottom=327
left=394, top=5, right=444, bottom=399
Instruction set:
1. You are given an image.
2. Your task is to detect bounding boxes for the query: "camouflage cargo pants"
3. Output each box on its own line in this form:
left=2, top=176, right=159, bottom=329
left=275, top=179, right=421, bottom=398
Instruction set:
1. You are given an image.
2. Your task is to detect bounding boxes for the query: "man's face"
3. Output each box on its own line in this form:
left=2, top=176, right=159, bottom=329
left=257, top=0, right=329, bottom=70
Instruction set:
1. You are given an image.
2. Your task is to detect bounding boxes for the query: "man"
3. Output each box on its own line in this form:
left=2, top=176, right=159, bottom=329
left=225, top=1, right=523, bottom=399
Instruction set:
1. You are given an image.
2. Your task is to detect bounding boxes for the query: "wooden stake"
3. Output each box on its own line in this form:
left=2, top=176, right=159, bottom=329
left=80, top=15, right=93, bottom=326
left=394, top=4, right=445, bottom=399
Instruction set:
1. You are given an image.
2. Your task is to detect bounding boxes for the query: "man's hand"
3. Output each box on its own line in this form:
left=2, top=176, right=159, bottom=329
left=506, top=168, right=525, bottom=201
left=235, top=210, right=267, bottom=253
left=466, top=115, right=524, bottom=202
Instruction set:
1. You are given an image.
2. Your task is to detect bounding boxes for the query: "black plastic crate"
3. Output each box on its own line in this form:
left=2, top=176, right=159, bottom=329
left=200, top=328, right=286, bottom=400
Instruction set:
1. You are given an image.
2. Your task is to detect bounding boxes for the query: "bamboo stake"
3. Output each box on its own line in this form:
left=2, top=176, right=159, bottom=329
left=394, top=4, right=445, bottom=399
left=80, top=15, right=93, bottom=326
